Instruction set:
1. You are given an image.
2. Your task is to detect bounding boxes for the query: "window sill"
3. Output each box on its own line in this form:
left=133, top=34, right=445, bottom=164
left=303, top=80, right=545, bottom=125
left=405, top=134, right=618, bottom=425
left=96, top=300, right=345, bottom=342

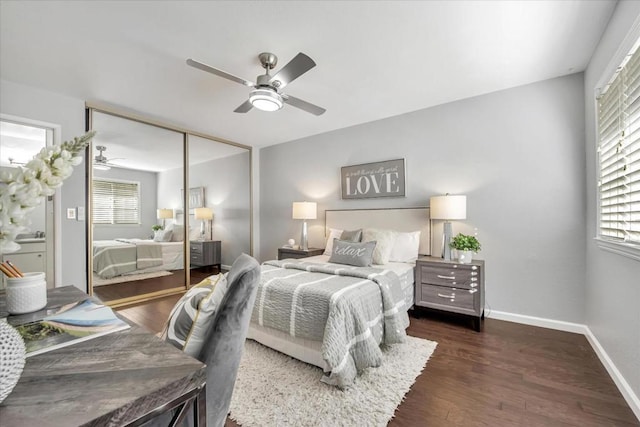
left=594, top=237, right=640, bottom=262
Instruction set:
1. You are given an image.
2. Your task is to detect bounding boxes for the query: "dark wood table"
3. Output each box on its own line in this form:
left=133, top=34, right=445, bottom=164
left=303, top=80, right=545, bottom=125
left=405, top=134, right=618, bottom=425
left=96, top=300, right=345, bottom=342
left=0, top=286, right=206, bottom=426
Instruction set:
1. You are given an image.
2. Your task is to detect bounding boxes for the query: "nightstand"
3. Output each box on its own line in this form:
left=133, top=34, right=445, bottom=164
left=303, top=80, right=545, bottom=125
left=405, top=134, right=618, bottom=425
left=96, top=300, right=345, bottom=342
left=277, top=247, right=324, bottom=260
left=190, top=240, right=221, bottom=272
left=414, top=256, right=485, bottom=331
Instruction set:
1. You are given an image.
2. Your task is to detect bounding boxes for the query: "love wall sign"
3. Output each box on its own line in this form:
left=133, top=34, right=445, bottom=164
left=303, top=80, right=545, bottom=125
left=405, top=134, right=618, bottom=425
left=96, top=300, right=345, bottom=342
left=341, top=159, right=406, bottom=199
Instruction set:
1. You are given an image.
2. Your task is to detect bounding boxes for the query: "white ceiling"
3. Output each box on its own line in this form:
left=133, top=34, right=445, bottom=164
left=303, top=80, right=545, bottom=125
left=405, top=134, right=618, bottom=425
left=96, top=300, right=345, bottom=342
left=92, top=111, right=248, bottom=172
left=0, top=1, right=617, bottom=149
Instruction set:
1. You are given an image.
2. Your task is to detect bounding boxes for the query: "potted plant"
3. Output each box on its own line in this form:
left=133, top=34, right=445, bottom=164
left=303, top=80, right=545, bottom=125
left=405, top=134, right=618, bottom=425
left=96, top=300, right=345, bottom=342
left=151, top=224, right=164, bottom=239
left=449, top=233, right=481, bottom=264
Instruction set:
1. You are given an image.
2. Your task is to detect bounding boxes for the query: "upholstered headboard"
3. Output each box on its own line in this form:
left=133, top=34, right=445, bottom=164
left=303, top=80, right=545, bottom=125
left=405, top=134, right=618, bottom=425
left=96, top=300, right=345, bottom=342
left=325, top=207, right=431, bottom=255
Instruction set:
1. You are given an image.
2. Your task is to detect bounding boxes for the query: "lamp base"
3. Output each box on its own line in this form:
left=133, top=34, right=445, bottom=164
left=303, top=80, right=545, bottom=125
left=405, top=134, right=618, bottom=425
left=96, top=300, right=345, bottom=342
left=300, top=220, right=309, bottom=251
left=442, top=221, right=453, bottom=261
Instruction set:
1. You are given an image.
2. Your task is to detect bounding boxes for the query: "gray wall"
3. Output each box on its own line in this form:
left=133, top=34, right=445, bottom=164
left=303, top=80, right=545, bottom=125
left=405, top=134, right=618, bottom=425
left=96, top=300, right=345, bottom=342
left=157, top=151, right=251, bottom=267
left=260, top=73, right=587, bottom=324
left=92, top=167, right=158, bottom=240
left=584, top=0, right=640, bottom=403
left=0, top=79, right=87, bottom=291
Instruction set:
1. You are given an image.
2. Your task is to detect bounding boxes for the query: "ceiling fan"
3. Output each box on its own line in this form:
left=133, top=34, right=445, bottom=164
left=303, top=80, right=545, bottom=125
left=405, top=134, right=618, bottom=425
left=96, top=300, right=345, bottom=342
left=186, top=52, right=326, bottom=116
left=93, top=146, right=123, bottom=171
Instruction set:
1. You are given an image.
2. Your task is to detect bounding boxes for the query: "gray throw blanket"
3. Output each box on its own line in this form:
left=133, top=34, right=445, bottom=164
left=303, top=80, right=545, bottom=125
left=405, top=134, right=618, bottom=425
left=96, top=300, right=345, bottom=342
left=93, top=240, right=163, bottom=279
left=253, top=259, right=409, bottom=387
left=133, top=242, right=163, bottom=270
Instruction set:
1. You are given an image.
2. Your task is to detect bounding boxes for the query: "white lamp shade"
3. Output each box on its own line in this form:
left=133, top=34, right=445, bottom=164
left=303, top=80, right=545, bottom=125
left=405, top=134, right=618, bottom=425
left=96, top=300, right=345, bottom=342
left=194, top=207, right=213, bottom=220
left=430, top=195, right=467, bottom=220
left=292, top=202, right=317, bottom=220
left=157, top=208, right=173, bottom=219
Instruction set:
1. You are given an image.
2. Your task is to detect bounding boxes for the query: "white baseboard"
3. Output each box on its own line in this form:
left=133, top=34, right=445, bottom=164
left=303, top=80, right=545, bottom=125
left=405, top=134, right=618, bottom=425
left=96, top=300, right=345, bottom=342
left=222, top=264, right=231, bottom=272
left=583, top=327, right=640, bottom=421
left=487, top=310, right=588, bottom=334
left=487, top=310, right=640, bottom=421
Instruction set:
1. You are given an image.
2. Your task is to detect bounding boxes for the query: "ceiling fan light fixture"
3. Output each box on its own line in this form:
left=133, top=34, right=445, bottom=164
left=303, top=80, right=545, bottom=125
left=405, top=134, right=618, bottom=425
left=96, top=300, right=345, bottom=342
left=249, top=88, right=283, bottom=112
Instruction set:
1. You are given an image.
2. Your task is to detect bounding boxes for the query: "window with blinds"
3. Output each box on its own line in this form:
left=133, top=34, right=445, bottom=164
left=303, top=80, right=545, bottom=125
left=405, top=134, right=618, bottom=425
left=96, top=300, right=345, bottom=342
left=92, top=179, right=140, bottom=225
left=597, top=37, right=640, bottom=249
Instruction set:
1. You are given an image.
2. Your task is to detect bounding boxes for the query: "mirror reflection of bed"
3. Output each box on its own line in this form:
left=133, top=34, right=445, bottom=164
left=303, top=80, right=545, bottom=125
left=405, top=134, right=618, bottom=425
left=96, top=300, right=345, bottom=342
left=89, top=111, right=187, bottom=303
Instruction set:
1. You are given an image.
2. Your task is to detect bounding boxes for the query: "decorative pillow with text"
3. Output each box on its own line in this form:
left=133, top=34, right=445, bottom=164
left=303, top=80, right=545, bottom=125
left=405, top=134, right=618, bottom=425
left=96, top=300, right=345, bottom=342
left=328, top=239, right=376, bottom=267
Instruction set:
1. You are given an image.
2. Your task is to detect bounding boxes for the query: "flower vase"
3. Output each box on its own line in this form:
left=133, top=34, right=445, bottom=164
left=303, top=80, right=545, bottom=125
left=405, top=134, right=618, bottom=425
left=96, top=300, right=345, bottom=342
left=0, top=319, right=26, bottom=403
left=457, top=250, right=474, bottom=264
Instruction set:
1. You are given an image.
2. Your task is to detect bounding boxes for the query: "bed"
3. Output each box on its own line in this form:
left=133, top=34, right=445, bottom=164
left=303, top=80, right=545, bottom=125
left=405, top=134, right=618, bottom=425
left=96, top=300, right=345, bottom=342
left=93, top=238, right=184, bottom=279
left=247, top=207, right=430, bottom=387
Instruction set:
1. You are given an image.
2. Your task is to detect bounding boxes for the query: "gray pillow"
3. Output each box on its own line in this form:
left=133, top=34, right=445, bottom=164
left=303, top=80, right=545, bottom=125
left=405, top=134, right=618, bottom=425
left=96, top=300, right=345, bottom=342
left=340, top=229, right=362, bottom=242
left=328, top=239, right=376, bottom=267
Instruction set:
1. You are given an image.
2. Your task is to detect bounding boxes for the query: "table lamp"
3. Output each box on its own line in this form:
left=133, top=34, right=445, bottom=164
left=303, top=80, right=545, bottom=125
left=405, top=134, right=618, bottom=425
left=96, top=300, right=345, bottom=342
left=292, top=202, right=317, bottom=251
left=194, top=207, right=213, bottom=240
left=157, top=208, right=173, bottom=229
left=430, top=194, right=466, bottom=261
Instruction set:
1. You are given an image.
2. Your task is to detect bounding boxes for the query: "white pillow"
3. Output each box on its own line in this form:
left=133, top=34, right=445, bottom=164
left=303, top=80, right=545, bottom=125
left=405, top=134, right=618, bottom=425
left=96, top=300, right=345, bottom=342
left=153, top=229, right=173, bottom=242
left=323, top=228, right=343, bottom=255
left=362, top=228, right=396, bottom=265
left=389, top=231, right=421, bottom=263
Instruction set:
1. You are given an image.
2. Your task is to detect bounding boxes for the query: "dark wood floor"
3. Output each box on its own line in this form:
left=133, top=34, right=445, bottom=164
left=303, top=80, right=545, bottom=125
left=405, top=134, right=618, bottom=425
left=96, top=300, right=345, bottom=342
left=94, top=268, right=216, bottom=301
left=117, top=299, right=639, bottom=427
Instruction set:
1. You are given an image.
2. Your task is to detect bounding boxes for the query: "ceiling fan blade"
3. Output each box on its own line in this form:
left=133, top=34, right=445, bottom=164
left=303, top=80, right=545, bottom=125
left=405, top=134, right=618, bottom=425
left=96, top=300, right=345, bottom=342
left=282, top=94, right=326, bottom=116
left=234, top=100, right=253, bottom=113
left=186, top=58, right=255, bottom=87
left=269, top=53, right=316, bottom=89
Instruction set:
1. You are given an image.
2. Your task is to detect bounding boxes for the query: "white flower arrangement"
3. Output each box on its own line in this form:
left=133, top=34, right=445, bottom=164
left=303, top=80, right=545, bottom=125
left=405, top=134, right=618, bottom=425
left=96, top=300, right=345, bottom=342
left=0, top=131, right=95, bottom=253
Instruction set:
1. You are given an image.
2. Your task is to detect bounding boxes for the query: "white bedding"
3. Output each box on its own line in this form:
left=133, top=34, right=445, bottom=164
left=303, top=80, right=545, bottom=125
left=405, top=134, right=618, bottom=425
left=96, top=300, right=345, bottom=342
left=247, top=256, right=415, bottom=370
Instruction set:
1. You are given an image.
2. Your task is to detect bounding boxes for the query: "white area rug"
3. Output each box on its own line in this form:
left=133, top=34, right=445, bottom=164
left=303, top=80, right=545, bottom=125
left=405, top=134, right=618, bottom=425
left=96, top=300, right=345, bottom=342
left=92, top=270, right=172, bottom=287
left=229, top=336, right=437, bottom=426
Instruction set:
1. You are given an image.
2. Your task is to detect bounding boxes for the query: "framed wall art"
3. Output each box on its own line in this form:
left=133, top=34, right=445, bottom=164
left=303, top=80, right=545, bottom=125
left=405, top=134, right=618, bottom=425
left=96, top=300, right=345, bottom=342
left=181, top=186, right=205, bottom=209
left=341, top=159, right=406, bottom=199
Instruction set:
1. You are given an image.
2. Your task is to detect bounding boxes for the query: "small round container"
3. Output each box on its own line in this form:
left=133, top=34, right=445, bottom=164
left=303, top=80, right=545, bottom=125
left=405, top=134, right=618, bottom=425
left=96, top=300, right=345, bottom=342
left=6, top=272, right=47, bottom=315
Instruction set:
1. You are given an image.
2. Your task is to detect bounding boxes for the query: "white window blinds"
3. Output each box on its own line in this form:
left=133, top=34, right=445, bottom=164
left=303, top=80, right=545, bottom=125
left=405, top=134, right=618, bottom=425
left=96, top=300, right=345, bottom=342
left=92, top=179, right=140, bottom=225
left=597, top=38, right=640, bottom=247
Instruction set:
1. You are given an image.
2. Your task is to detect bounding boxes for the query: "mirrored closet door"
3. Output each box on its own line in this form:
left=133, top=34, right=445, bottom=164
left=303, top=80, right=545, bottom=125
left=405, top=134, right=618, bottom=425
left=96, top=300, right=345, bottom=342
left=86, top=105, right=252, bottom=307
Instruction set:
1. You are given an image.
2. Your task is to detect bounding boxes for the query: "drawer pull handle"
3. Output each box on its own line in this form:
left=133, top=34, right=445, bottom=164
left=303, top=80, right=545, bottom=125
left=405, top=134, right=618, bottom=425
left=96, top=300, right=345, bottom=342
left=437, top=293, right=455, bottom=299
left=437, top=275, right=455, bottom=280
left=469, top=289, right=478, bottom=294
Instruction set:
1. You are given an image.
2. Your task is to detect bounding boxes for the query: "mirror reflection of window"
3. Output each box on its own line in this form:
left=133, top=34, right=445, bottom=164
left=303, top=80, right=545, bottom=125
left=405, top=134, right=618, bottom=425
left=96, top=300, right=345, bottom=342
left=0, top=119, right=55, bottom=289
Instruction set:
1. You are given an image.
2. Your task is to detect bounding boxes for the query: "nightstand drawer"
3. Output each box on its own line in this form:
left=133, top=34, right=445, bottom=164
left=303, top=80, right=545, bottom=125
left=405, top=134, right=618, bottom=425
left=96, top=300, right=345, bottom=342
left=418, top=284, right=477, bottom=313
left=419, top=264, right=478, bottom=289
left=190, top=243, right=202, bottom=255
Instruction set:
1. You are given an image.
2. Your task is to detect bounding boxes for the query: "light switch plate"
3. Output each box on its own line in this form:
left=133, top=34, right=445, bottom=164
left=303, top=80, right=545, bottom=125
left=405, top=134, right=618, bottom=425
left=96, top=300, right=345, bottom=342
left=77, top=206, right=85, bottom=221
left=66, top=208, right=76, bottom=219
